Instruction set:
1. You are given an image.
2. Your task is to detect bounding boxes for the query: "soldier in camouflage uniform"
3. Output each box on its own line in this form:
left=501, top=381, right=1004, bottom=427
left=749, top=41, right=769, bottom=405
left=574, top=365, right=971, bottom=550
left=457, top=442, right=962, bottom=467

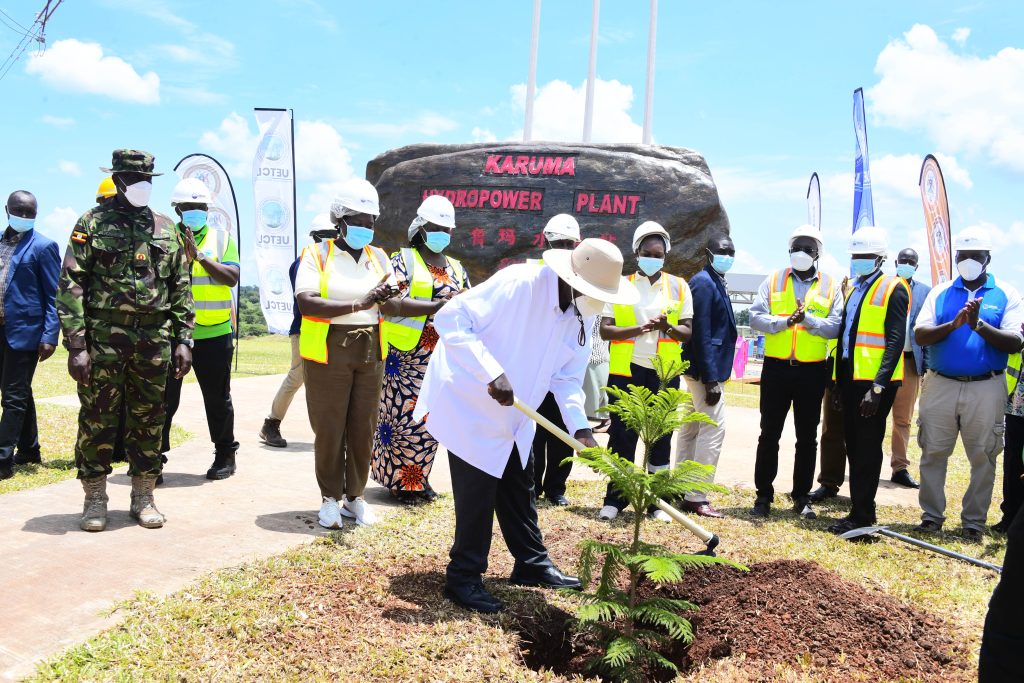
left=57, top=149, right=194, bottom=532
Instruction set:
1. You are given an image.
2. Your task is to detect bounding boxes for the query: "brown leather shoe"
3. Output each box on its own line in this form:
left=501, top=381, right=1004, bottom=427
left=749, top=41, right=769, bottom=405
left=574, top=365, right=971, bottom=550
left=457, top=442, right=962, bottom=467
left=682, top=500, right=724, bottom=518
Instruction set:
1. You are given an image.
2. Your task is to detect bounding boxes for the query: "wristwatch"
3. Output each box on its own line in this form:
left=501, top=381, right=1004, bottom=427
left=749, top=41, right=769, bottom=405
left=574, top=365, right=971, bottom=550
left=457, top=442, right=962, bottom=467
left=871, top=384, right=884, bottom=395
left=176, top=339, right=194, bottom=349
left=974, top=319, right=985, bottom=332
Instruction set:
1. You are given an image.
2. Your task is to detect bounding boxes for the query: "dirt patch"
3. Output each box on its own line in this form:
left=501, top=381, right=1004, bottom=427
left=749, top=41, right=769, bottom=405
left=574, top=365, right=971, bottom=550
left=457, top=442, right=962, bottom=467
left=518, top=559, right=973, bottom=682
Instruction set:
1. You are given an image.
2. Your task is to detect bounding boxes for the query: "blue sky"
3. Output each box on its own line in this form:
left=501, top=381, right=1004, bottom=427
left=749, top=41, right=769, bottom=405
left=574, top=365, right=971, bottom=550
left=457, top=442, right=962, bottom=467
left=3, top=0, right=1023, bottom=289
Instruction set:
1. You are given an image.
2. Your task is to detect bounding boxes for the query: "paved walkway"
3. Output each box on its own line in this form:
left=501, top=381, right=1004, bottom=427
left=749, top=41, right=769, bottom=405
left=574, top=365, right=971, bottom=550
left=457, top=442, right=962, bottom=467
left=0, top=376, right=917, bottom=679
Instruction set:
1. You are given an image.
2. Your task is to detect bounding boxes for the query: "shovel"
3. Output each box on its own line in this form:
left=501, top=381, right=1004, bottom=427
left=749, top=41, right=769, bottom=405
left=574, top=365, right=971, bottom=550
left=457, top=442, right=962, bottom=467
left=513, top=397, right=720, bottom=556
left=839, top=525, right=1002, bottom=574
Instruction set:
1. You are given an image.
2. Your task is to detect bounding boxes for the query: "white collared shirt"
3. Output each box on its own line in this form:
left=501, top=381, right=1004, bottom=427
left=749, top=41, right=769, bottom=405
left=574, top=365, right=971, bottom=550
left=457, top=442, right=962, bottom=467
left=413, top=264, right=592, bottom=477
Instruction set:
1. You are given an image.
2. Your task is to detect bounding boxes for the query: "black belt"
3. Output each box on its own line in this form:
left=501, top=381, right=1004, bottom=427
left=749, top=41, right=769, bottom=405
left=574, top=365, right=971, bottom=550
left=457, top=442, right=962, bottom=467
left=88, top=309, right=168, bottom=327
left=935, top=370, right=1004, bottom=383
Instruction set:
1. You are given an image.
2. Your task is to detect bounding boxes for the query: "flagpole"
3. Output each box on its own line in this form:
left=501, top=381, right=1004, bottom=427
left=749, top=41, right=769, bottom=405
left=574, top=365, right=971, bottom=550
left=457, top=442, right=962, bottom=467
left=582, top=0, right=599, bottom=142
left=523, top=0, right=541, bottom=142
left=642, top=0, right=657, bottom=144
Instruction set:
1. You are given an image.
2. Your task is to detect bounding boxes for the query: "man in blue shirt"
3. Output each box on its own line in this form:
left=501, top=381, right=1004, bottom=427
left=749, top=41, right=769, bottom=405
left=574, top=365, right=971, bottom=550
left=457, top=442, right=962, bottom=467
left=914, top=227, right=1024, bottom=542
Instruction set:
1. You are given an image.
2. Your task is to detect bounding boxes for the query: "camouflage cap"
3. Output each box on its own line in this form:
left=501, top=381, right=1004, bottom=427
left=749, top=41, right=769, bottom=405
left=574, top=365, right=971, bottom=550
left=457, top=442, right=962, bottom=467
left=99, top=149, right=164, bottom=176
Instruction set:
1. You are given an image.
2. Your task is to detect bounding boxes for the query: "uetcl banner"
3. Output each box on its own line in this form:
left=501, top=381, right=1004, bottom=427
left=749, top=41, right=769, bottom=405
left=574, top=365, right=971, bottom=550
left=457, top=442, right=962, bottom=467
left=919, top=154, right=952, bottom=286
left=852, top=88, right=875, bottom=232
left=252, top=108, right=297, bottom=335
left=807, top=172, right=821, bottom=230
left=173, top=153, right=242, bottom=336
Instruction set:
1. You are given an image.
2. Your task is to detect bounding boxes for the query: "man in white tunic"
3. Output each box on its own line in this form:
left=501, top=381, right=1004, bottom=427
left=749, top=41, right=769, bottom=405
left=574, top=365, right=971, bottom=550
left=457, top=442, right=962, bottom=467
left=415, top=238, right=638, bottom=613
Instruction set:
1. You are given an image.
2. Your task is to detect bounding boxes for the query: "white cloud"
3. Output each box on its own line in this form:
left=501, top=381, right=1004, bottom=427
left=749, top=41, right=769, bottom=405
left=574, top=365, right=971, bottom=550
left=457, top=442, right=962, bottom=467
left=471, top=127, right=497, bottom=143
left=869, top=152, right=972, bottom=200
left=57, top=160, right=81, bottom=177
left=342, top=112, right=458, bottom=138
left=952, top=27, right=971, bottom=46
left=867, top=24, right=1024, bottom=172
left=733, top=249, right=765, bottom=274
left=25, top=39, right=160, bottom=104
left=37, top=206, right=79, bottom=246
left=511, top=78, right=644, bottom=143
left=41, top=115, right=75, bottom=128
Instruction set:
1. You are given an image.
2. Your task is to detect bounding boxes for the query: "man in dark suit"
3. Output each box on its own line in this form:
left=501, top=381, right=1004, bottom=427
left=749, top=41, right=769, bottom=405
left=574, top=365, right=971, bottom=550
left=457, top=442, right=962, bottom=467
left=888, top=248, right=930, bottom=488
left=0, top=191, right=60, bottom=480
left=827, top=226, right=908, bottom=536
left=677, top=233, right=737, bottom=518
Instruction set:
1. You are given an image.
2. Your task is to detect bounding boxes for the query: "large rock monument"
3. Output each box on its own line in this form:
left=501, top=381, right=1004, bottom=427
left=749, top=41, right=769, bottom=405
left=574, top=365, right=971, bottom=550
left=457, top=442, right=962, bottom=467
left=367, top=143, right=730, bottom=284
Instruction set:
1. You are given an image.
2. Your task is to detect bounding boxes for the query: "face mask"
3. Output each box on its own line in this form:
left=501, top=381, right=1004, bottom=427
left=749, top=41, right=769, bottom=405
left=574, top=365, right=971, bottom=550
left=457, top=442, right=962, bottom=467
left=637, top=256, right=664, bottom=277
left=957, top=258, right=985, bottom=282
left=789, top=251, right=815, bottom=272
left=711, top=254, right=734, bottom=274
left=122, top=180, right=153, bottom=208
left=574, top=295, right=605, bottom=318
left=7, top=215, right=35, bottom=232
left=423, top=230, right=451, bottom=253
left=896, top=263, right=917, bottom=280
left=851, top=258, right=878, bottom=277
left=342, top=223, right=374, bottom=250
left=180, top=209, right=208, bottom=229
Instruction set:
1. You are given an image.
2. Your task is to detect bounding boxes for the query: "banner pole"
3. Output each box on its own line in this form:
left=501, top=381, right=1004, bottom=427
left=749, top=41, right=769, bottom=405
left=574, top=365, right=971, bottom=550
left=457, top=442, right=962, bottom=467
left=290, top=109, right=298, bottom=261
left=642, top=0, right=657, bottom=144
left=524, top=0, right=540, bottom=142
left=582, top=0, right=599, bottom=142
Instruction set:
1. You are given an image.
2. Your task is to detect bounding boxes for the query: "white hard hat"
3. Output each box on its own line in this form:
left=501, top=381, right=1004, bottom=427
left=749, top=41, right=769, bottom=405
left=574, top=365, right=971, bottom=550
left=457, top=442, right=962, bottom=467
left=171, top=178, right=212, bottom=205
left=953, top=226, right=993, bottom=252
left=417, top=195, right=456, bottom=229
left=789, top=224, right=823, bottom=250
left=631, top=221, right=671, bottom=253
left=847, top=225, right=888, bottom=256
left=310, top=213, right=333, bottom=233
left=331, top=178, right=380, bottom=220
left=542, top=214, right=580, bottom=242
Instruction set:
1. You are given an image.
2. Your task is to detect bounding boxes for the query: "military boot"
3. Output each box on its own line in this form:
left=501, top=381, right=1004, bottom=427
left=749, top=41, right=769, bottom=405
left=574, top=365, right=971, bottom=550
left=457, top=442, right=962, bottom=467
left=130, top=475, right=165, bottom=528
left=206, top=451, right=236, bottom=480
left=80, top=476, right=109, bottom=532
left=259, top=418, right=287, bottom=448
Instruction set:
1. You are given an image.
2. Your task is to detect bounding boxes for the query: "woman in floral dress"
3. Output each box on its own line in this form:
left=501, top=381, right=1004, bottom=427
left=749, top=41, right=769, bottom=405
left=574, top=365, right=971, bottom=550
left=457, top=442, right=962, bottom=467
left=372, top=196, right=469, bottom=503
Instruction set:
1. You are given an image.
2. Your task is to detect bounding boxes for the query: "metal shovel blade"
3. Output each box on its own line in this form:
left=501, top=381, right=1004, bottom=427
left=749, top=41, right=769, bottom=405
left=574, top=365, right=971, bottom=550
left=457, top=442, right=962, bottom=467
left=839, top=525, right=887, bottom=540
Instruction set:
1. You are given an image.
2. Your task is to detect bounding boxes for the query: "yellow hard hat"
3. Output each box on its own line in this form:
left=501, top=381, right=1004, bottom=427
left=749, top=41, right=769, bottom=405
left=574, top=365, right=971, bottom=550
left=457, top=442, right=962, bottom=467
left=96, top=176, right=116, bottom=200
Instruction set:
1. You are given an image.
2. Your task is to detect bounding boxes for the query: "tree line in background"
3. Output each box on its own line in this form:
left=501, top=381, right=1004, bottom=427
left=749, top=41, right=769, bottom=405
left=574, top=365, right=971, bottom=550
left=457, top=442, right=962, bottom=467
left=237, top=286, right=270, bottom=338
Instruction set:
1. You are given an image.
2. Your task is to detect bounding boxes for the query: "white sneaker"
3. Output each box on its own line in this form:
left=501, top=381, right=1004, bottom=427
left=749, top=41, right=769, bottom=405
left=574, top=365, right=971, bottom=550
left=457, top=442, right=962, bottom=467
left=318, top=497, right=343, bottom=529
left=340, top=496, right=377, bottom=526
left=649, top=509, right=673, bottom=523
left=598, top=505, right=619, bottom=521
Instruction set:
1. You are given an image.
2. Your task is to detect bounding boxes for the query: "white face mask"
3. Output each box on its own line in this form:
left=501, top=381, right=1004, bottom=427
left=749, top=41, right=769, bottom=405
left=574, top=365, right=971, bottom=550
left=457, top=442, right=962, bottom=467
left=122, top=180, right=153, bottom=208
left=574, top=295, right=605, bottom=318
left=957, top=258, right=985, bottom=282
left=789, top=251, right=815, bottom=272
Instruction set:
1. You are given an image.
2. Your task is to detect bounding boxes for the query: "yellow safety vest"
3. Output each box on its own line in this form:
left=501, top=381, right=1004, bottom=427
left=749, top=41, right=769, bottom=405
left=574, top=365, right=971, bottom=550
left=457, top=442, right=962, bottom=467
left=299, top=241, right=390, bottom=364
left=842, top=275, right=909, bottom=382
left=763, top=269, right=835, bottom=363
left=1008, top=353, right=1022, bottom=398
left=526, top=258, right=544, bottom=266
left=608, top=273, right=686, bottom=376
left=380, top=248, right=465, bottom=352
left=190, top=228, right=233, bottom=327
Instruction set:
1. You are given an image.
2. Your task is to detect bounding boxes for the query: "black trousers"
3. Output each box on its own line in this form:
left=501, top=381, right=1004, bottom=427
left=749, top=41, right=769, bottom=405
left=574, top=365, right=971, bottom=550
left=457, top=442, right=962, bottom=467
left=532, top=392, right=573, bottom=499
left=161, top=334, right=238, bottom=457
left=447, top=447, right=551, bottom=585
left=838, top=364, right=898, bottom=525
left=1001, top=414, right=1024, bottom=527
left=0, top=331, right=40, bottom=464
left=980, top=505, right=1024, bottom=682
left=603, top=363, right=679, bottom=510
left=754, top=359, right=829, bottom=501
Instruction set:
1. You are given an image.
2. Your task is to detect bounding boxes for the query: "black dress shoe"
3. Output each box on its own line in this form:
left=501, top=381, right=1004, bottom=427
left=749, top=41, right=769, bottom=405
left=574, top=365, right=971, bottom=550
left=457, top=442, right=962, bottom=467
left=962, top=527, right=984, bottom=543
left=0, top=461, right=13, bottom=481
left=206, top=453, right=237, bottom=480
left=750, top=498, right=771, bottom=518
left=991, top=519, right=1012, bottom=534
left=444, top=582, right=504, bottom=614
left=13, top=450, right=41, bottom=465
left=809, top=485, right=839, bottom=503
left=915, top=520, right=942, bottom=534
left=891, top=470, right=920, bottom=488
left=548, top=494, right=570, bottom=507
left=509, top=564, right=582, bottom=590
left=792, top=497, right=816, bottom=519
left=827, top=517, right=860, bottom=535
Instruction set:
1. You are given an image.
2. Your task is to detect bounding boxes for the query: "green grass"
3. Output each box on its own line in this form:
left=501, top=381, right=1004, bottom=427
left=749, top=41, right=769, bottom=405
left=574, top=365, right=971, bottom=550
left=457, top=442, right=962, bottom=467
left=33, top=334, right=293, bottom=399
left=34, top=480, right=996, bottom=682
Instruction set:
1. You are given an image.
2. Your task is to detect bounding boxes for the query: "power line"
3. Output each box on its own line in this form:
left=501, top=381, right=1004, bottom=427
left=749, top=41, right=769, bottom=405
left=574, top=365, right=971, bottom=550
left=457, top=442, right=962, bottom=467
left=0, top=7, right=32, bottom=33
left=0, top=0, right=61, bottom=85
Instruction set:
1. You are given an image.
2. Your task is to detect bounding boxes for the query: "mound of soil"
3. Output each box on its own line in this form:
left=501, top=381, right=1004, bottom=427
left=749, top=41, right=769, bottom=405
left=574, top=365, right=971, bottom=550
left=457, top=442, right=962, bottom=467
left=519, top=559, right=972, bottom=682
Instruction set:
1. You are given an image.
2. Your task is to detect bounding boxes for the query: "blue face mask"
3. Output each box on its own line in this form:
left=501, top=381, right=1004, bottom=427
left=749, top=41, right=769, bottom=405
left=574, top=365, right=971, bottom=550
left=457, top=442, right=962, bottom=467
left=180, top=209, right=208, bottom=229
left=342, top=223, right=374, bottom=250
left=637, top=256, right=664, bottom=276
left=851, top=258, right=878, bottom=277
left=711, top=254, right=734, bottom=274
left=7, top=215, right=34, bottom=232
left=896, top=263, right=917, bottom=280
left=423, top=230, right=451, bottom=253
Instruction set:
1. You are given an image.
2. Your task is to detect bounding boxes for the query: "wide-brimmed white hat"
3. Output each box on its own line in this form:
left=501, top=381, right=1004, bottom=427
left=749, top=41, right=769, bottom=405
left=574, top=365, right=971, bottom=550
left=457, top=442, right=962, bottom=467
left=543, top=238, right=639, bottom=305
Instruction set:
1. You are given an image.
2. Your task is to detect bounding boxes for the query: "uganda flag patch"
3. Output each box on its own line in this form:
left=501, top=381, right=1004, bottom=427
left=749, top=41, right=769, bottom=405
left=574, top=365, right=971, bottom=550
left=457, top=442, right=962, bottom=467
left=71, top=230, right=88, bottom=244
